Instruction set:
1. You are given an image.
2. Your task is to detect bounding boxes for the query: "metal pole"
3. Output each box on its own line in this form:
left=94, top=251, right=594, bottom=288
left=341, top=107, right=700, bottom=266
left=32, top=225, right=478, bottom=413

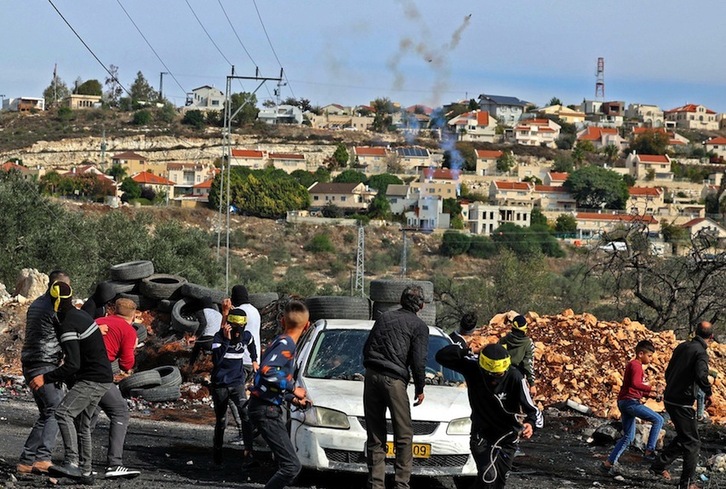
left=159, top=72, right=168, bottom=102
left=400, top=229, right=408, bottom=277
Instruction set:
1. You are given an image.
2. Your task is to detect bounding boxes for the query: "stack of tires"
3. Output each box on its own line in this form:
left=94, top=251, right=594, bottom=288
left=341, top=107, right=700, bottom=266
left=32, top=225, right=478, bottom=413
left=369, top=279, right=436, bottom=327
left=118, top=365, right=183, bottom=402
left=103, top=260, right=188, bottom=312
left=305, top=296, right=372, bottom=323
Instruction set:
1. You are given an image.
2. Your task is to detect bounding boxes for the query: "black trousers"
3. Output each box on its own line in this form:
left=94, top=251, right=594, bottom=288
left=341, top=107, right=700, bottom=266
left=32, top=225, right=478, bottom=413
left=248, top=398, right=301, bottom=489
left=652, top=402, right=700, bottom=489
left=211, top=385, right=253, bottom=452
left=470, top=432, right=516, bottom=489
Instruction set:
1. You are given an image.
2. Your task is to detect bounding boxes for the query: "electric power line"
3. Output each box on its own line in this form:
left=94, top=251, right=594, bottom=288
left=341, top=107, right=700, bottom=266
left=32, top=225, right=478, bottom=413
left=251, top=0, right=295, bottom=100
left=115, top=0, right=187, bottom=95
left=47, top=0, right=131, bottom=97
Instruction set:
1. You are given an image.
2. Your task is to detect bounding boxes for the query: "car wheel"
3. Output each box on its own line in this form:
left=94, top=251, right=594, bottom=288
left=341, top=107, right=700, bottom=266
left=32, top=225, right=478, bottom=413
left=305, top=296, right=371, bottom=322
left=118, top=370, right=162, bottom=397
left=129, top=385, right=181, bottom=402
left=180, top=283, right=226, bottom=304
left=369, top=279, right=434, bottom=303
left=109, top=260, right=155, bottom=282
left=140, top=274, right=188, bottom=300
left=170, top=298, right=200, bottom=333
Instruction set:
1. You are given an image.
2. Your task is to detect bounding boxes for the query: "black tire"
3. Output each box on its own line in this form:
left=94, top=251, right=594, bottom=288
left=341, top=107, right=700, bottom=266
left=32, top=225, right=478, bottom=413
left=157, top=299, right=175, bottom=314
left=180, top=283, right=226, bottom=304
left=248, top=292, right=278, bottom=310
left=369, top=279, right=434, bottom=303
left=170, top=298, right=200, bottom=333
left=99, top=280, right=138, bottom=296
left=305, top=296, right=371, bottom=322
left=153, top=365, right=182, bottom=387
left=118, top=293, right=157, bottom=312
left=118, top=370, right=162, bottom=397
left=111, top=359, right=120, bottom=375
left=417, top=302, right=436, bottom=327
left=140, top=274, right=188, bottom=300
left=110, top=260, right=155, bottom=282
left=129, top=385, right=181, bottom=402
left=133, top=323, right=148, bottom=343
left=372, top=301, right=400, bottom=320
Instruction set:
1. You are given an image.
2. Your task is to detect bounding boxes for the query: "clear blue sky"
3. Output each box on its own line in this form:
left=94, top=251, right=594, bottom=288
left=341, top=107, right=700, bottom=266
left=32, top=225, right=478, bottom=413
left=2, top=0, right=725, bottom=113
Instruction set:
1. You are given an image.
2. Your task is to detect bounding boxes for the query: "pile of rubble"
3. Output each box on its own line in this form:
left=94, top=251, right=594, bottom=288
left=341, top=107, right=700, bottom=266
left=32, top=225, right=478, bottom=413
left=472, top=309, right=726, bottom=424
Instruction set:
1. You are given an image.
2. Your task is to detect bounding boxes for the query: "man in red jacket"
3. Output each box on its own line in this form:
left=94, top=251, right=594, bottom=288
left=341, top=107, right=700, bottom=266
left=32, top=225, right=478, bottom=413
left=94, top=298, right=141, bottom=480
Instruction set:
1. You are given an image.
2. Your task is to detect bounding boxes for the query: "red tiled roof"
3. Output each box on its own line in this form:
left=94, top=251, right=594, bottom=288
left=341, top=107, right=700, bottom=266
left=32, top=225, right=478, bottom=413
left=534, top=185, right=569, bottom=193
left=637, top=154, right=669, bottom=163
left=269, top=153, right=305, bottom=160
left=706, top=137, right=726, bottom=145
left=681, top=217, right=706, bottom=228
left=629, top=187, right=662, bottom=196
left=476, top=111, right=490, bottom=126
left=578, top=126, right=618, bottom=141
left=424, top=168, right=460, bottom=180
left=354, top=147, right=387, bottom=157
left=193, top=178, right=214, bottom=189
left=494, top=181, right=530, bottom=191
left=231, top=149, right=264, bottom=158
left=548, top=172, right=568, bottom=181
left=665, top=103, right=716, bottom=115
left=576, top=212, right=657, bottom=224
left=112, top=151, right=145, bottom=160
left=2, top=161, right=26, bottom=172
left=476, top=150, right=503, bottom=159
left=132, top=171, right=175, bottom=185
left=633, top=127, right=666, bottom=135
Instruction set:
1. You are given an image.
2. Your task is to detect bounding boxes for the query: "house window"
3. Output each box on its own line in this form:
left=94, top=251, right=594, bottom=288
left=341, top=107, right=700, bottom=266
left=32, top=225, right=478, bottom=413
left=314, top=196, right=319, bottom=201
left=422, top=205, right=429, bottom=210
left=341, top=196, right=347, bottom=202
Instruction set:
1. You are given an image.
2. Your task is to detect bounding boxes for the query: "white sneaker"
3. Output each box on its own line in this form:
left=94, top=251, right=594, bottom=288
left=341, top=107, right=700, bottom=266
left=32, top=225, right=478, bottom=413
left=105, top=466, right=141, bottom=479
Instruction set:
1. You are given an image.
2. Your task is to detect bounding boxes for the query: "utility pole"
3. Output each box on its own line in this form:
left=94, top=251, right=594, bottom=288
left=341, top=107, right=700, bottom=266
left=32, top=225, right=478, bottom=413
left=354, top=223, right=365, bottom=297
left=218, top=67, right=283, bottom=293
left=159, top=72, right=169, bottom=102
left=100, top=126, right=107, bottom=170
left=400, top=228, right=408, bottom=277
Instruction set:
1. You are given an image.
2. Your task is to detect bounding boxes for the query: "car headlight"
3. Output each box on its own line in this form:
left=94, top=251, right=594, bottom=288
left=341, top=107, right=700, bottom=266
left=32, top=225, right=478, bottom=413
left=303, top=406, right=350, bottom=430
left=446, top=417, right=471, bottom=435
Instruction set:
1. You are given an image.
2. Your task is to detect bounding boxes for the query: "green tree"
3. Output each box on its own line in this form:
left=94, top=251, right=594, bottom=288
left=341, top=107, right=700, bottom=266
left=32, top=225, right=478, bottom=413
left=105, top=163, right=127, bottom=182
left=660, top=220, right=689, bottom=244
left=367, top=193, right=391, bottom=220
left=229, top=92, right=259, bottom=125
left=554, top=214, right=577, bottom=235
left=290, top=170, right=317, bottom=189
left=367, top=173, right=402, bottom=193
left=156, top=103, right=177, bottom=123
left=321, top=202, right=343, bottom=218
left=129, top=71, right=158, bottom=105
left=75, top=79, right=102, bottom=96
left=313, top=166, right=331, bottom=183
left=622, top=174, right=636, bottom=187
left=548, top=97, right=563, bottom=106
left=440, top=230, right=470, bottom=256
left=530, top=208, right=548, bottom=227
left=442, top=198, right=462, bottom=219
left=333, top=169, right=367, bottom=184
left=43, top=75, right=71, bottom=109
left=371, top=97, right=394, bottom=132
left=182, top=110, right=206, bottom=129
left=602, top=144, right=619, bottom=163
left=496, top=151, right=516, bottom=173
left=332, top=143, right=349, bottom=167
left=120, top=177, right=141, bottom=200
left=467, top=235, right=497, bottom=258
left=304, top=232, right=335, bottom=253
left=132, top=109, right=152, bottom=125
left=630, top=130, right=669, bottom=155
left=564, top=165, right=629, bottom=210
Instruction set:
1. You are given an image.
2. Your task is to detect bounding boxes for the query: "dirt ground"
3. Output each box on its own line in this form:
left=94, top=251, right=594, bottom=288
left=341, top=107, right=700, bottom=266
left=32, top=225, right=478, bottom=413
left=1, top=392, right=726, bottom=489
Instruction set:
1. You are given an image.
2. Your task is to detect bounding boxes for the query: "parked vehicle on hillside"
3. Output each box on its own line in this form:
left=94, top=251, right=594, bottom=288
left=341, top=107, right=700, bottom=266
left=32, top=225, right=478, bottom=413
left=289, top=319, right=476, bottom=486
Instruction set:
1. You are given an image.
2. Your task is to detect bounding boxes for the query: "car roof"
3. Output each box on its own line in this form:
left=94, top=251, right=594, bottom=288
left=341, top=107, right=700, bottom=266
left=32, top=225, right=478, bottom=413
left=311, top=318, right=447, bottom=337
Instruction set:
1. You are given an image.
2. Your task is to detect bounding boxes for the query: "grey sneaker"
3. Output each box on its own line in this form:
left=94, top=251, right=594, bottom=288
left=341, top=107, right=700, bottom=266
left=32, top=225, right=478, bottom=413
left=48, top=462, right=83, bottom=479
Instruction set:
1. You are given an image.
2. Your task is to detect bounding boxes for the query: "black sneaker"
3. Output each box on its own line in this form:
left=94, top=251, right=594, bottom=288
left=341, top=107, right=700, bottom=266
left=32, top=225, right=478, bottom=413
left=643, top=450, right=657, bottom=462
left=79, top=472, right=95, bottom=485
left=213, top=448, right=223, bottom=465
left=48, top=463, right=83, bottom=479
left=105, top=466, right=141, bottom=479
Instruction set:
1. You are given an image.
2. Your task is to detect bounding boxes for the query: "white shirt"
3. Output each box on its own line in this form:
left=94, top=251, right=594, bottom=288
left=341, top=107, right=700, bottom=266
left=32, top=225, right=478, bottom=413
left=201, top=308, right=223, bottom=338
left=235, top=302, right=261, bottom=365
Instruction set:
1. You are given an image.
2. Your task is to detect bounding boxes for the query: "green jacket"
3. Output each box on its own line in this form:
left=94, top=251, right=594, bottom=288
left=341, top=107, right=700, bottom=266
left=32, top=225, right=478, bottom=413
left=499, top=329, right=535, bottom=385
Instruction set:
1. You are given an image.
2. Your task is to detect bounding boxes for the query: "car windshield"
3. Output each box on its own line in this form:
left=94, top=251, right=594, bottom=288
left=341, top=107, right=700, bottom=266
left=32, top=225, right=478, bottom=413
left=304, top=329, right=465, bottom=386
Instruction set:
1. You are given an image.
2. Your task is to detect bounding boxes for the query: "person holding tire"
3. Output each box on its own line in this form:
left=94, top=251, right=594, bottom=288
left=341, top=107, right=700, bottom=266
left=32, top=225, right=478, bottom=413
left=81, top=281, right=118, bottom=319
left=210, top=306, right=258, bottom=466
left=189, top=297, right=223, bottom=366
left=249, top=300, right=311, bottom=489
left=93, top=298, right=141, bottom=480
left=362, top=285, right=429, bottom=489
left=17, top=270, right=70, bottom=476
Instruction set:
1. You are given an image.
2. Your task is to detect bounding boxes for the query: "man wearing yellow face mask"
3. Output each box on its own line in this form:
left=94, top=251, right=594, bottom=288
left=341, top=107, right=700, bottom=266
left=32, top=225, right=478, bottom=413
left=28, top=281, right=113, bottom=484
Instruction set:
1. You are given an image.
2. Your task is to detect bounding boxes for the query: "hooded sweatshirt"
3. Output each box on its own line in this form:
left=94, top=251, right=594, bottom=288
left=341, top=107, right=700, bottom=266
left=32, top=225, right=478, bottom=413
left=499, top=328, right=535, bottom=385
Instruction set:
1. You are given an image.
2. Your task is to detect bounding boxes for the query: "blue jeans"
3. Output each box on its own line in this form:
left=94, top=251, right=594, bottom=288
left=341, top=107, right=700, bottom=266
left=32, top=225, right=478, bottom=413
left=608, top=399, right=664, bottom=464
left=19, top=365, right=65, bottom=465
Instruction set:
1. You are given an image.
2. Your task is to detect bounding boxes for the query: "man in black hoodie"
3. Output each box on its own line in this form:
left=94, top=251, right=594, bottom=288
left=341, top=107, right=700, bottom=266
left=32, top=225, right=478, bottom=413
left=649, top=321, right=714, bottom=489
left=499, top=315, right=536, bottom=396
left=28, top=282, right=113, bottom=483
left=436, top=342, right=543, bottom=488
left=363, top=285, right=428, bottom=489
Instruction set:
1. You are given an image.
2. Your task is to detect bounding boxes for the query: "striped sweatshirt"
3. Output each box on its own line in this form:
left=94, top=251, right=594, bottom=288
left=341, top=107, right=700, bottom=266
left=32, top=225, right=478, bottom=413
left=211, top=328, right=257, bottom=387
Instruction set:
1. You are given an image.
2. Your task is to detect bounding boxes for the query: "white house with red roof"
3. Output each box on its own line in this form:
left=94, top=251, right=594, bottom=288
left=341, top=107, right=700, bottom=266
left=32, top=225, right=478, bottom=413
left=577, top=126, right=626, bottom=150
left=664, top=104, right=719, bottom=131
left=680, top=217, right=726, bottom=242
left=474, top=149, right=503, bottom=176
left=705, top=136, right=726, bottom=159
left=268, top=153, right=307, bottom=173
left=489, top=181, right=533, bottom=206
left=544, top=171, right=568, bottom=186
left=230, top=149, right=266, bottom=169
left=192, top=178, right=214, bottom=201
left=131, top=170, right=176, bottom=197
left=166, top=162, right=216, bottom=197
left=468, top=202, right=532, bottom=236
left=410, top=167, right=460, bottom=198
left=514, top=119, right=560, bottom=148
left=575, top=212, right=660, bottom=239
left=533, top=184, right=576, bottom=212
left=1, top=161, right=43, bottom=180
left=405, top=195, right=450, bottom=230
left=353, top=146, right=388, bottom=174
left=625, top=152, right=673, bottom=181
left=627, top=186, right=664, bottom=214
left=447, top=110, right=498, bottom=142
left=393, top=147, right=433, bottom=172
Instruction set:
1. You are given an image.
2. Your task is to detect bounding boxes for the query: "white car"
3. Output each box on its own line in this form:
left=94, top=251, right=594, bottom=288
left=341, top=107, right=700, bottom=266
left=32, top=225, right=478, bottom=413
left=289, top=319, right=476, bottom=484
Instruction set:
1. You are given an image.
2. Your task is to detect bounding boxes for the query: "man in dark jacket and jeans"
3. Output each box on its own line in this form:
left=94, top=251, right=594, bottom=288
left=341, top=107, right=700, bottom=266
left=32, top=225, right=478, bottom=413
left=650, top=321, right=714, bottom=489
left=363, top=285, right=428, bottom=489
left=17, top=270, right=70, bottom=475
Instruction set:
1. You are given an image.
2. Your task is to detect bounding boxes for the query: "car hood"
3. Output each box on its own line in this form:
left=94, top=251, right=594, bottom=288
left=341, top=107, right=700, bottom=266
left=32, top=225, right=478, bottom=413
left=301, top=377, right=471, bottom=421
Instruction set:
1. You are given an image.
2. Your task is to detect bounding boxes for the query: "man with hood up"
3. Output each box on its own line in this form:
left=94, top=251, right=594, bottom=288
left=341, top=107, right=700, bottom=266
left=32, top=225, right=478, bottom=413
left=81, top=281, right=118, bottom=319
left=436, top=342, right=543, bottom=488
left=499, top=314, right=536, bottom=396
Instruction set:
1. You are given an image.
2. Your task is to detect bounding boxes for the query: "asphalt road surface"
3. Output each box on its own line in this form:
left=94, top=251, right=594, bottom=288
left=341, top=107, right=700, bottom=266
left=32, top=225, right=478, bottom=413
left=1, top=396, right=725, bottom=488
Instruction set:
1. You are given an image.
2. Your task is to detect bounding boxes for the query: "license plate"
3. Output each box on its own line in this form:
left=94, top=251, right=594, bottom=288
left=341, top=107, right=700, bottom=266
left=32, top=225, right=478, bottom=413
left=385, top=442, right=431, bottom=459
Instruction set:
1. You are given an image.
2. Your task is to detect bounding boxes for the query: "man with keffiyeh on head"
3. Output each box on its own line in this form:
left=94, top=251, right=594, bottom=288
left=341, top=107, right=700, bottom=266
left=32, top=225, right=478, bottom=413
left=28, top=281, right=113, bottom=484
